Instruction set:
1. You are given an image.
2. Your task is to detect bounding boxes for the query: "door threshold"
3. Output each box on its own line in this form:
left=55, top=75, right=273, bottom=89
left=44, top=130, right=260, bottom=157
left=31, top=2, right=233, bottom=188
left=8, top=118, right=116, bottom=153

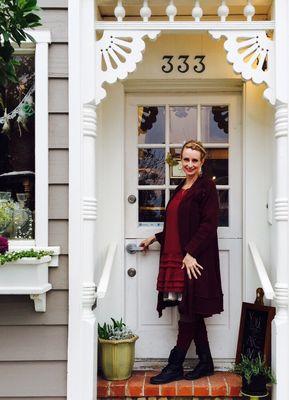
left=134, top=358, right=235, bottom=371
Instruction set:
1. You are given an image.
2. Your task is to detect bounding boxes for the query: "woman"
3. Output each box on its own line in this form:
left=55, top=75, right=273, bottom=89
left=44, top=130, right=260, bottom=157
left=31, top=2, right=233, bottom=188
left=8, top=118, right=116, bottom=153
left=140, top=140, right=223, bottom=384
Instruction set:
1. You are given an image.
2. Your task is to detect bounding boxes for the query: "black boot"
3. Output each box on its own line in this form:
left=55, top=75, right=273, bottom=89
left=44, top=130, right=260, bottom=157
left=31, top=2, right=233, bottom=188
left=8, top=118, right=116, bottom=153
left=150, top=346, right=186, bottom=384
left=184, top=342, right=214, bottom=380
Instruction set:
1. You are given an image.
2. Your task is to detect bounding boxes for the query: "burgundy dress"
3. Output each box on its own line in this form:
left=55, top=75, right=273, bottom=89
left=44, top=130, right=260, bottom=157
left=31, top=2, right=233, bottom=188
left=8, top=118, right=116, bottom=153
left=157, top=188, right=188, bottom=295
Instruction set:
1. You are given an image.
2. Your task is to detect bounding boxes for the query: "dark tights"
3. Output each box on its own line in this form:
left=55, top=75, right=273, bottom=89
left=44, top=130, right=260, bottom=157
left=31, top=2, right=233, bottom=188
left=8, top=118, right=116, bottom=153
left=176, top=314, right=208, bottom=354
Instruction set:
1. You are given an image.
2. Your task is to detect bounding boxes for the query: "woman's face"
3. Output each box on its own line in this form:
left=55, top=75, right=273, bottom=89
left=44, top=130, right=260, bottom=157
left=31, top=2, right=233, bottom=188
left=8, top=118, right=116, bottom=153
left=181, top=147, right=204, bottom=179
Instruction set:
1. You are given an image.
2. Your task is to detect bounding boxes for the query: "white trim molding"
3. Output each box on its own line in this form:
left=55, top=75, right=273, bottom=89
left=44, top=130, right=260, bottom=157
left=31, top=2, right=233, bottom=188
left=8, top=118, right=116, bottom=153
left=95, top=30, right=160, bottom=104
left=209, top=30, right=275, bottom=104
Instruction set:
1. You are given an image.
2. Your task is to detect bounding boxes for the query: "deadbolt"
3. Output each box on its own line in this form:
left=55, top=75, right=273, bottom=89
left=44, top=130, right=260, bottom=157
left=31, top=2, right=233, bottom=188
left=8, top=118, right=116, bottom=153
left=128, top=195, right=136, bottom=204
left=127, top=268, right=136, bottom=277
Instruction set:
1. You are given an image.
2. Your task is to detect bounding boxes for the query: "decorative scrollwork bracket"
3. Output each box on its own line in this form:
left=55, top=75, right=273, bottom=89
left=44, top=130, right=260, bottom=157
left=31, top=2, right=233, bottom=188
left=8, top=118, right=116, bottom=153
left=209, top=30, right=275, bottom=105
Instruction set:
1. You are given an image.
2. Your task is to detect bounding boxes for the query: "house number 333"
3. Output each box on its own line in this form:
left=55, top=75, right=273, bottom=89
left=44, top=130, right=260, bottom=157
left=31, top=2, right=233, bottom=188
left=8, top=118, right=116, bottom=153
left=161, top=55, right=206, bottom=74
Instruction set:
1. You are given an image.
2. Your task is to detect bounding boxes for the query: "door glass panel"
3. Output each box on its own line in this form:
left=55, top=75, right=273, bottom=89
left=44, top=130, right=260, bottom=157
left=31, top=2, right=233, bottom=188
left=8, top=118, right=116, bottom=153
left=168, top=147, right=185, bottom=186
left=218, top=189, right=229, bottom=227
left=203, top=148, right=228, bottom=185
left=138, top=106, right=165, bottom=144
left=139, top=189, right=165, bottom=225
left=201, top=106, right=229, bottom=143
left=169, top=106, right=197, bottom=143
left=138, top=148, right=165, bottom=185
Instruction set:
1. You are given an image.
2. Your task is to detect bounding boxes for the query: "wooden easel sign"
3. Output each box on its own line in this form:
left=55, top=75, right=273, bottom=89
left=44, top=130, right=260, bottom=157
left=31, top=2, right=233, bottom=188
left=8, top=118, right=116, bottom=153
left=236, top=302, right=275, bottom=365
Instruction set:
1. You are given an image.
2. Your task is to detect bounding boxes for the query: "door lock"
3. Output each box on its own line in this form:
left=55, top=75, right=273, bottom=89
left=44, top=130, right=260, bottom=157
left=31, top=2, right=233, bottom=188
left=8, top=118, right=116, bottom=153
left=128, top=195, right=136, bottom=204
left=127, top=268, right=136, bottom=277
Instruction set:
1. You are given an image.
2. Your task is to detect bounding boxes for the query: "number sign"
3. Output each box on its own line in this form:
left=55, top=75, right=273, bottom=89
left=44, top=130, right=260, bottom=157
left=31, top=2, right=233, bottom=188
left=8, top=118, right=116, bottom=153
left=162, top=55, right=206, bottom=74
left=236, top=302, right=275, bottom=365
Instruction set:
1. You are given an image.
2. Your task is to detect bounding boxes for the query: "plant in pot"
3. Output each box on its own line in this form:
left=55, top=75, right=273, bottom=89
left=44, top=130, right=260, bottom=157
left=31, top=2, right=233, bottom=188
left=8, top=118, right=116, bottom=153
left=233, top=353, right=276, bottom=399
left=98, top=318, right=139, bottom=381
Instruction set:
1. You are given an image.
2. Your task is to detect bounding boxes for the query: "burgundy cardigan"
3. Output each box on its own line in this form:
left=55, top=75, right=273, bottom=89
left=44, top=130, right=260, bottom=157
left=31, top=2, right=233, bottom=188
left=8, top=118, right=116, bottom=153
left=155, top=176, right=224, bottom=318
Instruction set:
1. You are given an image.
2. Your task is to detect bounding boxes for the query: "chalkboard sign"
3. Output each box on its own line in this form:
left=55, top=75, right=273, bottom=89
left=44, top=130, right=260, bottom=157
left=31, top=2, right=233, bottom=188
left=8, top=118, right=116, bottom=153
left=236, top=302, right=275, bottom=365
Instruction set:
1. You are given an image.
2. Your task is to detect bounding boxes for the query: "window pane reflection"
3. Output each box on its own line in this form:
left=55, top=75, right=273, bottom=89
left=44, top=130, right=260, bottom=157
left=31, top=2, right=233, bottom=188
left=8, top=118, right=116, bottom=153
left=138, top=148, right=165, bottom=185
left=0, top=55, right=35, bottom=239
left=203, top=148, right=228, bottom=185
left=138, top=106, right=165, bottom=144
left=139, top=190, right=165, bottom=224
left=218, top=190, right=229, bottom=227
left=168, top=148, right=185, bottom=186
left=169, top=106, right=197, bottom=143
left=201, top=106, right=229, bottom=143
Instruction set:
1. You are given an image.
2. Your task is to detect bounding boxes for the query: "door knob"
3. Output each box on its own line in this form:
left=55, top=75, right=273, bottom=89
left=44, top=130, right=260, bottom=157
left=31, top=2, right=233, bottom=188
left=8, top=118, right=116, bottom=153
left=127, top=268, right=136, bottom=277
left=126, top=243, right=143, bottom=254
left=128, top=195, right=136, bottom=204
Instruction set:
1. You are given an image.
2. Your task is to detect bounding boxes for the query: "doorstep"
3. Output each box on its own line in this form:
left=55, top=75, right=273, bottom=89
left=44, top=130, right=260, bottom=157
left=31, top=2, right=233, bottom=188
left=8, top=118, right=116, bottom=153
left=97, top=371, right=242, bottom=398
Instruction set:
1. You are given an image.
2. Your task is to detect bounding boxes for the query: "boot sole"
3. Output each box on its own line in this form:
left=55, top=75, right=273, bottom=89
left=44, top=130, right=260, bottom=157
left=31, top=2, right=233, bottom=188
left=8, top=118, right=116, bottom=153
left=184, top=371, right=214, bottom=380
left=150, top=375, right=184, bottom=385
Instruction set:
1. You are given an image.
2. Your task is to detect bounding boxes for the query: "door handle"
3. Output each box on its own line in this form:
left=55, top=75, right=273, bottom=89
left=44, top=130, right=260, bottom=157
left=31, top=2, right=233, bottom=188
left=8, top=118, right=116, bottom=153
left=126, top=243, right=143, bottom=254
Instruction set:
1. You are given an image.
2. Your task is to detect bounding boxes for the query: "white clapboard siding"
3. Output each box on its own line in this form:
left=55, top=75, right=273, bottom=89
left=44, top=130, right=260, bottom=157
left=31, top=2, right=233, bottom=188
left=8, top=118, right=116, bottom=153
left=49, top=185, right=69, bottom=219
left=49, top=150, right=69, bottom=184
left=0, top=291, right=68, bottom=325
left=49, top=255, right=68, bottom=290
left=49, top=220, right=68, bottom=255
left=0, top=361, right=66, bottom=397
left=49, top=114, right=68, bottom=149
left=49, top=79, right=68, bottom=113
left=0, top=326, right=67, bottom=361
left=49, top=44, right=68, bottom=77
left=40, top=10, right=68, bottom=42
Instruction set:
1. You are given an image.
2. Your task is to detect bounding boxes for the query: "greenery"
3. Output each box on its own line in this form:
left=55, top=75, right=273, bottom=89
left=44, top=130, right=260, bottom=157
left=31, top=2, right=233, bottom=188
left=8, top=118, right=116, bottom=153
left=0, top=249, right=53, bottom=265
left=98, top=318, right=135, bottom=341
left=233, top=354, right=276, bottom=385
left=0, top=0, right=41, bottom=110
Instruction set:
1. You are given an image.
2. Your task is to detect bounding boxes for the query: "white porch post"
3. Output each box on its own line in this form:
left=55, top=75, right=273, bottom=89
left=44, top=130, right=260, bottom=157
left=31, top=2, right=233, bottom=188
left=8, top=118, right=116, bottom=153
left=68, top=0, right=97, bottom=399
left=272, top=1, right=289, bottom=399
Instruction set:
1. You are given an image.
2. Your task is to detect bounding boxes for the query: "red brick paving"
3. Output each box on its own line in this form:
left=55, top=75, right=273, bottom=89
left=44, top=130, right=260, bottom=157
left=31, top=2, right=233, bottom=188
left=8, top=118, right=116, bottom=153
left=97, top=370, right=242, bottom=397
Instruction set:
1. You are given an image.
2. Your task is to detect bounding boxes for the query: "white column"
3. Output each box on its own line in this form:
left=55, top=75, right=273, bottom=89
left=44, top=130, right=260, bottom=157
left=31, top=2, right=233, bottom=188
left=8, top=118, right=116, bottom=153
left=272, top=2, right=289, bottom=400
left=68, top=0, right=97, bottom=398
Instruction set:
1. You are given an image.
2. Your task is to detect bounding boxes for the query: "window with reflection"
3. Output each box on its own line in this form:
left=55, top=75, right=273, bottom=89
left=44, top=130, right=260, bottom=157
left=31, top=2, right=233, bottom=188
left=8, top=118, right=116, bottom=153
left=136, top=103, right=229, bottom=227
left=0, top=55, right=35, bottom=239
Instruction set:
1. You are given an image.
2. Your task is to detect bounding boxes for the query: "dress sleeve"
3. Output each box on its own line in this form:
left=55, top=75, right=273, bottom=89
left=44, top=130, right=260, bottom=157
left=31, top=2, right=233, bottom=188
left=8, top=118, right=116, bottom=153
left=184, top=180, right=219, bottom=257
left=155, top=231, right=164, bottom=245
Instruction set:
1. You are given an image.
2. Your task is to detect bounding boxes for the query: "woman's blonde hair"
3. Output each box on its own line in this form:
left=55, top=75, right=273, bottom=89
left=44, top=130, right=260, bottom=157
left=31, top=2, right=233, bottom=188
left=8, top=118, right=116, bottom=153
left=181, top=140, right=207, bottom=161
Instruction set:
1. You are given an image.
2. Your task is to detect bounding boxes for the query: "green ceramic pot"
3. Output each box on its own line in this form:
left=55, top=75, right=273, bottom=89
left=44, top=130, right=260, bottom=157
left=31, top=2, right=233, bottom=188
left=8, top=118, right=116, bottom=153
left=99, top=335, right=139, bottom=380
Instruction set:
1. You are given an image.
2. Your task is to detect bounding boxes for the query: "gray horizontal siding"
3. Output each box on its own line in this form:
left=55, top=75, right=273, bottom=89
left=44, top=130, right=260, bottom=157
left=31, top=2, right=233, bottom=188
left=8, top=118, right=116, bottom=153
left=49, top=150, right=69, bottom=184
left=49, top=44, right=68, bottom=78
left=0, top=291, right=68, bottom=325
left=40, top=9, right=68, bottom=43
left=0, top=361, right=66, bottom=397
left=49, top=185, right=68, bottom=219
left=49, top=79, right=68, bottom=113
left=0, top=326, right=67, bottom=361
left=50, top=255, right=68, bottom=290
left=49, top=220, right=68, bottom=254
left=39, top=0, right=67, bottom=8
left=0, top=398, right=66, bottom=400
left=49, top=114, right=68, bottom=149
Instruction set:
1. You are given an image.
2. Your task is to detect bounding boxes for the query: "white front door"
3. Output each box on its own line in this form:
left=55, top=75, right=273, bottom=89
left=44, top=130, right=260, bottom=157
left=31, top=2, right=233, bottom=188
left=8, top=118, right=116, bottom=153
left=125, top=93, right=242, bottom=364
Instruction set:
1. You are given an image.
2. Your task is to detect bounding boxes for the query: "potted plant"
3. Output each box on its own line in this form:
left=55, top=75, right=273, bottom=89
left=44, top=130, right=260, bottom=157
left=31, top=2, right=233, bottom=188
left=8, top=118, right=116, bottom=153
left=98, top=318, right=139, bottom=380
left=233, top=354, right=276, bottom=398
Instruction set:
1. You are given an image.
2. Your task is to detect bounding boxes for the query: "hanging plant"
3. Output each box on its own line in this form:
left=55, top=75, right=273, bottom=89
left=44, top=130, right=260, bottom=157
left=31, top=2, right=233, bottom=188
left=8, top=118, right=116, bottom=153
left=0, top=0, right=41, bottom=133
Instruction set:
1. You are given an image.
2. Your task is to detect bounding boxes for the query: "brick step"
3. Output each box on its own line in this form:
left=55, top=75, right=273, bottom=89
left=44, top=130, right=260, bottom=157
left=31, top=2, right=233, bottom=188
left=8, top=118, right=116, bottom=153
left=98, top=371, right=242, bottom=399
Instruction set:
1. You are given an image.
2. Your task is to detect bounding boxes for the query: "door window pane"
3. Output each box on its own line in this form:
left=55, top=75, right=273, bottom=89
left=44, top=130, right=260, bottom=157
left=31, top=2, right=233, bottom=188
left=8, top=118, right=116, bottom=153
left=0, top=55, right=35, bottom=239
left=138, top=148, right=165, bottom=185
left=169, top=106, right=197, bottom=143
left=203, top=148, right=228, bottom=185
left=139, top=190, right=165, bottom=224
left=138, top=106, right=165, bottom=144
left=218, top=190, right=229, bottom=227
left=201, top=106, right=229, bottom=143
left=168, top=148, right=185, bottom=186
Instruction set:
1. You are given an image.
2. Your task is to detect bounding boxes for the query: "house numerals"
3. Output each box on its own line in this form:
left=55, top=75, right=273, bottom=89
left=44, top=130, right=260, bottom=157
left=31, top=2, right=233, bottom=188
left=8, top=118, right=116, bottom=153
left=161, top=55, right=206, bottom=74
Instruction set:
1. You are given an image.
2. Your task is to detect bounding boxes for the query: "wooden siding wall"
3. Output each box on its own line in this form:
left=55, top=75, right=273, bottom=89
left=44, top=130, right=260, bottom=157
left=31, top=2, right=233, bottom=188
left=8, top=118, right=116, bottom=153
left=0, top=1, right=68, bottom=399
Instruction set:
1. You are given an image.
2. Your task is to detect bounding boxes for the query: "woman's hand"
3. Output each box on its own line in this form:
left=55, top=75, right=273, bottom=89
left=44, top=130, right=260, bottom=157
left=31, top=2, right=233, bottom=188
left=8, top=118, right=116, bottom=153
left=182, top=253, right=203, bottom=280
left=139, top=235, right=156, bottom=252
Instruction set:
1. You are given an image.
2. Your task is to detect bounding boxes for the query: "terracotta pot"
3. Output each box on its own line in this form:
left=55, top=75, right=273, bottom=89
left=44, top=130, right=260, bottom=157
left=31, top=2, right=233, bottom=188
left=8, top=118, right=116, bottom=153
left=98, top=335, right=139, bottom=380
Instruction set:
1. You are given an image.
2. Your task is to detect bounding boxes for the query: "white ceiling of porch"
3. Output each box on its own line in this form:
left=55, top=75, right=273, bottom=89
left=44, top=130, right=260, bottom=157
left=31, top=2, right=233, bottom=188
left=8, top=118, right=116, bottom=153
left=97, top=0, right=273, bottom=20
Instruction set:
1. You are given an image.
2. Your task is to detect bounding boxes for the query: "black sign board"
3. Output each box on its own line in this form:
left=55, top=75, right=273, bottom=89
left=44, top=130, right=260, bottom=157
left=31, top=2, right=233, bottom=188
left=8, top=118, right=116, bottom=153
left=236, top=302, right=275, bottom=365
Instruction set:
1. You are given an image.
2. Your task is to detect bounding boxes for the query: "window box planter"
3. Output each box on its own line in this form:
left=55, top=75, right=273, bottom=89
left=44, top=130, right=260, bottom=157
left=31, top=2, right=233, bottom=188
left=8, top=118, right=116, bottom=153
left=0, top=255, right=52, bottom=312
